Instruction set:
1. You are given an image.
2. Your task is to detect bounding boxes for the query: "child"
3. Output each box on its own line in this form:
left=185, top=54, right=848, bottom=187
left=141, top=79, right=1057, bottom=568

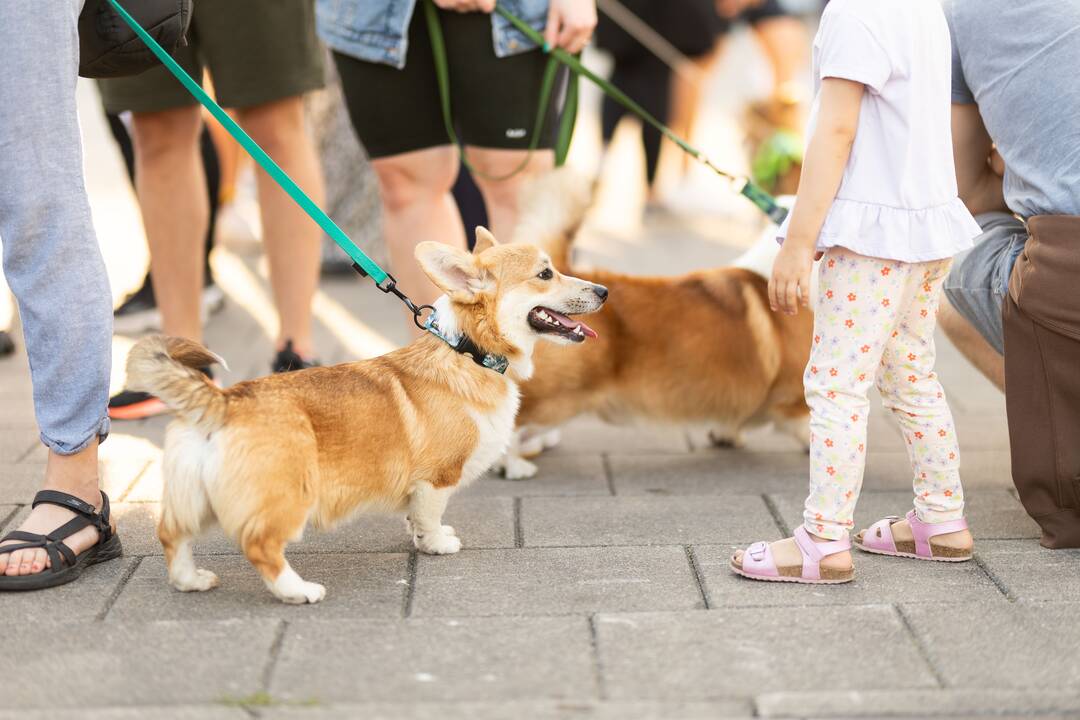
left=731, top=0, right=982, bottom=583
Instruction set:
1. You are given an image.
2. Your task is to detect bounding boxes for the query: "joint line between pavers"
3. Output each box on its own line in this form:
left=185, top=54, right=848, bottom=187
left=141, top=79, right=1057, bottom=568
left=684, top=545, right=711, bottom=609
left=402, top=550, right=419, bottom=618
left=894, top=603, right=946, bottom=688
left=513, top=497, right=524, bottom=548
left=587, top=613, right=608, bottom=701
left=600, top=453, right=616, bottom=496
left=972, top=551, right=1014, bottom=601
left=97, top=555, right=143, bottom=621
left=13, top=435, right=42, bottom=463
left=260, top=619, right=289, bottom=693
left=116, top=458, right=155, bottom=503
left=762, top=493, right=791, bottom=536
left=0, top=505, right=19, bottom=533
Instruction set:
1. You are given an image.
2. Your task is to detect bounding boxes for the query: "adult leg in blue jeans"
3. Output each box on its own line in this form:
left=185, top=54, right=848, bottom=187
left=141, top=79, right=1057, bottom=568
left=0, top=0, right=119, bottom=586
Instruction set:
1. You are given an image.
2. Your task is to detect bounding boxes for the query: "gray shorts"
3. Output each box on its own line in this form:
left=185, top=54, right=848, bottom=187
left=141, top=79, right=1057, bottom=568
left=942, top=211, right=1028, bottom=355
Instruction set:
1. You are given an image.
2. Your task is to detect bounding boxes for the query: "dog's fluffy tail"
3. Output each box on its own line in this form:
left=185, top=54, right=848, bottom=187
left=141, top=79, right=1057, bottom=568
left=125, top=335, right=229, bottom=432
left=512, top=167, right=595, bottom=269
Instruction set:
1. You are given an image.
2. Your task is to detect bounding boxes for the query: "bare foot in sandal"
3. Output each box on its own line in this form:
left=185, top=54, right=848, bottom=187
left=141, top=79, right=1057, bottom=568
left=855, top=510, right=972, bottom=561
left=0, top=442, right=122, bottom=589
left=732, top=527, right=854, bottom=584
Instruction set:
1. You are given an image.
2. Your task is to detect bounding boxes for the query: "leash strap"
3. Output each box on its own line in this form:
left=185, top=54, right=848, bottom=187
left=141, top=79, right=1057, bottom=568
left=492, top=5, right=789, bottom=224
left=424, top=0, right=578, bottom=180
left=105, top=0, right=391, bottom=286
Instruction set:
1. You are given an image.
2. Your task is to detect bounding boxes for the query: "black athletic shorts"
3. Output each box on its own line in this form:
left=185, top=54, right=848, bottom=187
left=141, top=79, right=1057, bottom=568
left=719, top=0, right=788, bottom=33
left=333, top=7, right=561, bottom=159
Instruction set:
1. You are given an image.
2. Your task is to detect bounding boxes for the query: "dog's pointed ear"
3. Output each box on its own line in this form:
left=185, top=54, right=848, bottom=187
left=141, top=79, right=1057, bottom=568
left=472, top=226, right=499, bottom=254
left=415, top=241, right=490, bottom=302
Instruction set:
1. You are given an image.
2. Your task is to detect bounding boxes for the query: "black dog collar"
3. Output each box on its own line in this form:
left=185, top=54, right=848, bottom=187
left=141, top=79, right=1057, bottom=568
left=425, top=312, right=509, bottom=374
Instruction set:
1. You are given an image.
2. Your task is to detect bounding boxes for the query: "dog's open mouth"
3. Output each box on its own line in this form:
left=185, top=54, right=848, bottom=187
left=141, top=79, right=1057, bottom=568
left=528, top=307, right=598, bottom=342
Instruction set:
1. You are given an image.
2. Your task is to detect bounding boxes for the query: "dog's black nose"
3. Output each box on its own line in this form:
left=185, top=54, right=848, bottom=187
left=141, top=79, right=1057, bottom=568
left=592, top=284, right=609, bottom=301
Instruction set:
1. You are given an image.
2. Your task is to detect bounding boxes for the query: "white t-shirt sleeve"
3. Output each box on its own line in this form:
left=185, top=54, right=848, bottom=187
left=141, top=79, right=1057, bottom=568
left=817, top=10, right=892, bottom=93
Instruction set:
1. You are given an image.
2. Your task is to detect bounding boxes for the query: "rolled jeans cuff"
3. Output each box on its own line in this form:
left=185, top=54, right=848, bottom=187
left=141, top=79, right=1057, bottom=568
left=40, top=415, right=110, bottom=456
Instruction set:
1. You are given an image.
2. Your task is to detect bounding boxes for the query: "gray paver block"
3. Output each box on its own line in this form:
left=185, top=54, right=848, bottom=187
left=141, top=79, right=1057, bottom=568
left=975, top=541, right=1080, bottom=601
left=595, top=606, right=936, bottom=699
left=950, top=411, right=1011, bottom=451
left=0, top=428, right=39, bottom=464
left=757, top=689, right=1080, bottom=718
left=767, top=489, right=1040, bottom=540
left=693, top=544, right=1003, bottom=608
left=108, top=553, right=408, bottom=621
left=411, top=546, right=703, bottom=616
left=0, top=619, right=279, bottom=709
left=270, top=617, right=597, bottom=702
left=0, top=464, right=44, bottom=504
left=263, top=700, right=751, bottom=720
left=0, top=557, right=137, bottom=622
left=523, top=495, right=779, bottom=546
left=464, top=455, right=610, bottom=497
left=0, top=708, right=250, bottom=720
left=864, top=450, right=1014, bottom=490
left=903, top=602, right=1080, bottom=689
left=608, top=451, right=809, bottom=495
left=110, top=497, right=513, bottom=556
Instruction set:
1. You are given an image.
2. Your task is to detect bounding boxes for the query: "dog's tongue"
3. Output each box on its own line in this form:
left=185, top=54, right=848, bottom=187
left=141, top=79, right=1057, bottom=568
left=548, top=309, right=598, bottom=339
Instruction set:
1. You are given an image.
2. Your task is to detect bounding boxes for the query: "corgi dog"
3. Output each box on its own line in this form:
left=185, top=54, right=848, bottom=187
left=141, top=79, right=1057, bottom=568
left=125, top=228, right=606, bottom=604
left=497, top=171, right=813, bottom=480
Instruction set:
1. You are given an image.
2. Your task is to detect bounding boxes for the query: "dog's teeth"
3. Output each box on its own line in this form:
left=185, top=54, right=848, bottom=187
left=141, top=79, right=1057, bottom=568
left=573, top=326, right=583, bottom=335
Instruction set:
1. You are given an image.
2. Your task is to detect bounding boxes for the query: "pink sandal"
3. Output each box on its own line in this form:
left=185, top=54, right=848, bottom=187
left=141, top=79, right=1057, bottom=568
left=855, top=509, right=972, bottom=562
left=730, top=526, right=854, bottom=584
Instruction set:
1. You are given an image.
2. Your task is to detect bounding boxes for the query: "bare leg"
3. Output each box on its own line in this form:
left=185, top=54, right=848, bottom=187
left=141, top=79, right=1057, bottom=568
left=131, top=106, right=208, bottom=342
left=371, top=146, right=464, bottom=335
left=0, top=441, right=104, bottom=576
left=938, top=295, right=1005, bottom=391
left=237, top=96, right=323, bottom=358
left=407, top=482, right=461, bottom=554
left=466, top=148, right=554, bottom=242
left=750, top=17, right=810, bottom=99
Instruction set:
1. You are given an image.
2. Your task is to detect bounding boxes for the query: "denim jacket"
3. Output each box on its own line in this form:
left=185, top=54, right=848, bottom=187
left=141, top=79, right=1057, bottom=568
left=316, top=0, right=550, bottom=69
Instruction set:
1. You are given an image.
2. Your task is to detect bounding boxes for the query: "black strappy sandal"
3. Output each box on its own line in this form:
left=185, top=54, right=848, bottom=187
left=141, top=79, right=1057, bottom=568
left=0, top=490, right=122, bottom=591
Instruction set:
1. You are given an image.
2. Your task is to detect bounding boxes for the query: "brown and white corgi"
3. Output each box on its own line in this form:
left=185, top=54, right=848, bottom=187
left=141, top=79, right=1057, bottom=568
left=125, top=228, right=606, bottom=604
left=497, top=171, right=813, bottom=479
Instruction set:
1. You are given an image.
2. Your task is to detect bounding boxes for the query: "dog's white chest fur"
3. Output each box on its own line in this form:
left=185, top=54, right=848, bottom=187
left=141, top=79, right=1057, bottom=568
left=461, top=382, right=520, bottom=485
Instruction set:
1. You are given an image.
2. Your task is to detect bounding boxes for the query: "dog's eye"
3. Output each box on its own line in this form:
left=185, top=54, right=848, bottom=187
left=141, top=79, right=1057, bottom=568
left=537, top=268, right=554, bottom=281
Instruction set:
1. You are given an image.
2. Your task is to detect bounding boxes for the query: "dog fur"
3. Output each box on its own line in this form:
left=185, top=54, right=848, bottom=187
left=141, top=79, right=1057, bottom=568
left=497, top=171, right=814, bottom=480
left=126, top=228, right=605, bottom=603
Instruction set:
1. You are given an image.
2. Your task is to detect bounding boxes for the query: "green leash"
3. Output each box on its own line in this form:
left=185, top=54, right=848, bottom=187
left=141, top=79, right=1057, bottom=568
left=424, top=0, right=579, bottom=178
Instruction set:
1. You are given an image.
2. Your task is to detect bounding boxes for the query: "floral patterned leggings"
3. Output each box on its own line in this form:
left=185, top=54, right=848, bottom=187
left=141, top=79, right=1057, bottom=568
left=804, top=247, right=963, bottom=540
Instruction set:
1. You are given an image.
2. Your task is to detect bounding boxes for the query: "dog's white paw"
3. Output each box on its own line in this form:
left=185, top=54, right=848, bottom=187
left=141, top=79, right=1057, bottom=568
left=502, top=455, right=538, bottom=480
left=277, top=580, right=327, bottom=605
left=441, top=525, right=456, bottom=537
left=415, top=532, right=462, bottom=555
left=170, top=568, right=219, bottom=593
left=519, top=428, right=561, bottom=458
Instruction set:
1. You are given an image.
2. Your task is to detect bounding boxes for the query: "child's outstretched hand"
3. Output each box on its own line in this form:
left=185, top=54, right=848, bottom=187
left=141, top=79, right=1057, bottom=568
left=769, top=242, right=817, bottom=315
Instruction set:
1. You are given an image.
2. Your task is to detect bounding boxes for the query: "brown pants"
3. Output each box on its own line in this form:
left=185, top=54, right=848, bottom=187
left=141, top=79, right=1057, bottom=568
left=1003, top=215, right=1080, bottom=548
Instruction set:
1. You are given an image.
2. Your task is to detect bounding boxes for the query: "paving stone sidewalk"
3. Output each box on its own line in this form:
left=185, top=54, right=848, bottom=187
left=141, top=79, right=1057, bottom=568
left=3, top=211, right=1079, bottom=720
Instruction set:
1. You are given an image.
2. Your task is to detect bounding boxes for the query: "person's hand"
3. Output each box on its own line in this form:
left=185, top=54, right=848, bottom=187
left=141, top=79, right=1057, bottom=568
left=769, top=241, right=817, bottom=315
left=434, top=0, right=496, bottom=12
left=545, top=0, right=597, bottom=54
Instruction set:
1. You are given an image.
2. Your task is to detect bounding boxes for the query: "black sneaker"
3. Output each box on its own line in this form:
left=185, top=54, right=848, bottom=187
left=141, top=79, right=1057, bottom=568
left=0, top=331, right=14, bottom=357
left=109, top=366, right=213, bottom=421
left=272, top=341, right=319, bottom=374
left=114, top=276, right=225, bottom=335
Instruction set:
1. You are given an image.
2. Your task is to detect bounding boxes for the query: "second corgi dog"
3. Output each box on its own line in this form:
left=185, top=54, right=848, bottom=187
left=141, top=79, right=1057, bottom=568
left=125, top=228, right=606, bottom=604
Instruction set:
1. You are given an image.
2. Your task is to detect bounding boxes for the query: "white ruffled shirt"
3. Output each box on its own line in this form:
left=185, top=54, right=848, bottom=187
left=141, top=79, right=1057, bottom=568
left=777, top=0, right=981, bottom=262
